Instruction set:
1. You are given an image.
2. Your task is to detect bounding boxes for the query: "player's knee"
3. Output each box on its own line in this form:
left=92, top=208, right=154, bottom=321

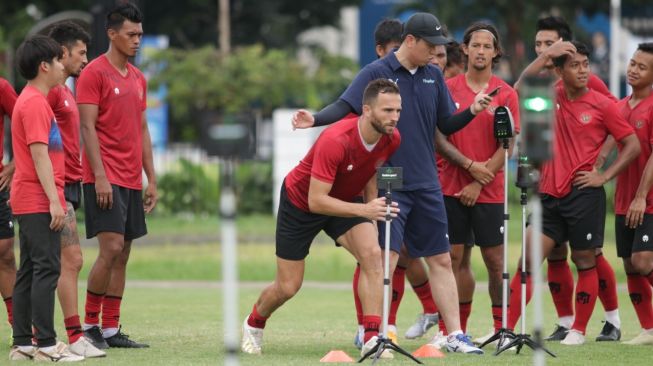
left=277, top=279, right=302, bottom=300
left=62, top=250, right=83, bottom=274
left=0, top=249, right=15, bottom=270
left=570, top=250, right=595, bottom=269
left=630, top=254, right=653, bottom=275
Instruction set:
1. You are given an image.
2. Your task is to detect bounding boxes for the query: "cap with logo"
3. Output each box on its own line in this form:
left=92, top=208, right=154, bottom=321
left=402, top=12, right=449, bottom=45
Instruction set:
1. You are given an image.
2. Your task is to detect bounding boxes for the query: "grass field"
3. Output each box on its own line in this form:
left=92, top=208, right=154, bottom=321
left=3, top=213, right=651, bottom=365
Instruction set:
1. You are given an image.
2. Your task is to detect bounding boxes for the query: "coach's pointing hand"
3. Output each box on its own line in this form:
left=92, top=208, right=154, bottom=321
left=95, top=175, right=113, bottom=210
left=292, top=109, right=315, bottom=130
left=363, top=197, right=399, bottom=221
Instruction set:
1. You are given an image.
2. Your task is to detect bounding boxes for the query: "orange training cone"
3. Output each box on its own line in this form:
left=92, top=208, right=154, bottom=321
left=320, top=350, right=355, bottom=363
left=412, top=344, right=446, bottom=358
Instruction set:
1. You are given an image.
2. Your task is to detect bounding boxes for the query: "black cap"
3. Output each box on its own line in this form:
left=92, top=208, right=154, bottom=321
left=402, top=13, right=449, bottom=45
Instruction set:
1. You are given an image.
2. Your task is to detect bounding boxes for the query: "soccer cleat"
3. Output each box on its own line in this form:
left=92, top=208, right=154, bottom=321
left=9, top=346, right=36, bottom=361
left=428, top=331, right=448, bottom=349
left=68, top=336, right=107, bottom=358
left=545, top=324, right=569, bottom=341
left=104, top=326, right=149, bottom=348
left=595, top=321, right=621, bottom=342
left=473, top=329, right=495, bottom=345
left=241, top=319, right=263, bottom=355
left=445, top=333, right=484, bottom=354
left=405, top=313, right=439, bottom=339
left=360, top=336, right=393, bottom=359
left=623, top=329, right=653, bottom=345
left=353, top=327, right=364, bottom=350
left=34, top=346, right=84, bottom=362
left=83, top=326, right=109, bottom=350
left=560, top=329, right=585, bottom=345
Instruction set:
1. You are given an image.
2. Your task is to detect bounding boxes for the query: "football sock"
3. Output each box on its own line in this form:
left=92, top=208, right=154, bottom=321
left=459, top=301, right=472, bottom=333
left=83, top=290, right=104, bottom=329
left=596, top=253, right=619, bottom=312
left=247, top=304, right=268, bottom=329
left=353, top=264, right=363, bottom=325
left=388, top=266, right=406, bottom=326
left=507, top=267, right=532, bottom=330
left=3, top=296, right=12, bottom=326
left=571, top=267, right=599, bottom=335
left=627, top=273, right=653, bottom=330
left=64, top=315, right=83, bottom=344
left=547, top=259, right=574, bottom=318
left=362, top=315, right=381, bottom=343
left=412, top=280, right=438, bottom=314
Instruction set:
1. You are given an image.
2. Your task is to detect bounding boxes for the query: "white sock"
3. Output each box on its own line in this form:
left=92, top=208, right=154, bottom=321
left=102, top=327, right=118, bottom=338
left=447, top=329, right=463, bottom=340
left=16, top=345, right=35, bottom=352
left=82, top=323, right=98, bottom=331
left=559, top=316, right=574, bottom=329
left=39, top=345, right=56, bottom=354
left=387, top=324, right=397, bottom=334
left=605, top=310, right=621, bottom=329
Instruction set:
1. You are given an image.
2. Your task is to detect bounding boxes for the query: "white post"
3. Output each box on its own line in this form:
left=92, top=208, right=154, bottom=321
left=609, top=0, right=622, bottom=97
left=221, top=159, right=239, bottom=366
left=531, top=196, right=545, bottom=366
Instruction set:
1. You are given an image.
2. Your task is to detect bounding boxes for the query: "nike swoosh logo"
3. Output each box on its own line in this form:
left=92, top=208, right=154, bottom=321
left=436, top=26, right=442, bottom=30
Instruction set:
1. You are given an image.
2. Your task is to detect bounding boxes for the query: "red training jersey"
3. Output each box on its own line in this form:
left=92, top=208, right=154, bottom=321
left=76, top=54, right=147, bottom=189
left=0, top=78, right=18, bottom=173
left=440, top=74, right=521, bottom=203
left=614, top=93, right=653, bottom=215
left=539, top=87, right=634, bottom=198
left=48, top=84, right=82, bottom=183
left=284, top=117, right=401, bottom=212
left=10, top=85, right=66, bottom=214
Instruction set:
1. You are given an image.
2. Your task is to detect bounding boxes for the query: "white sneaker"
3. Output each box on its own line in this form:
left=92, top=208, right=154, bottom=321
left=68, top=337, right=107, bottom=358
left=445, top=333, right=484, bottom=354
left=473, top=329, right=496, bottom=345
left=360, top=336, right=393, bottom=359
left=9, top=346, right=36, bottom=360
left=405, top=313, right=439, bottom=339
left=241, top=319, right=263, bottom=355
left=34, top=345, right=85, bottom=362
left=387, top=324, right=398, bottom=344
left=560, top=329, right=585, bottom=345
left=623, top=329, right=653, bottom=345
left=427, top=331, right=447, bottom=349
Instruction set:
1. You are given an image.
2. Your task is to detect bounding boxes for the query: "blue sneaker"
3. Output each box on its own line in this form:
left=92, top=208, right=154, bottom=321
left=445, top=333, right=484, bottom=354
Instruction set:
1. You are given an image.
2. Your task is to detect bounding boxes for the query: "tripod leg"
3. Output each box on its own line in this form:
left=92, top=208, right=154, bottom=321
left=385, top=341, right=423, bottom=364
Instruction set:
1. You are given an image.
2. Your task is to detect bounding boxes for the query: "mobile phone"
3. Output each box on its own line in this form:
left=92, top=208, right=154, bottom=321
left=488, top=86, right=501, bottom=97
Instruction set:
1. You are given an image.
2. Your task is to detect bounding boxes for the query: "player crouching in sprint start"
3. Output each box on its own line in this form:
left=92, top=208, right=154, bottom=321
left=241, top=79, right=401, bottom=356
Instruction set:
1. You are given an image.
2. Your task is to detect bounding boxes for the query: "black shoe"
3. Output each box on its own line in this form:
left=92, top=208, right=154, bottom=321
left=105, top=326, right=150, bottom=348
left=84, top=326, right=110, bottom=350
left=596, top=321, right=621, bottom=341
left=545, top=324, right=569, bottom=341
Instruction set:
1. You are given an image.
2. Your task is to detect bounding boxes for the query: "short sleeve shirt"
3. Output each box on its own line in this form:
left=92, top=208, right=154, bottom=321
left=614, top=94, right=653, bottom=215
left=284, top=117, right=401, bottom=212
left=10, top=86, right=65, bottom=214
left=0, top=78, right=18, bottom=172
left=340, top=52, right=456, bottom=191
left=48, top=84, right=82, bottom=183
left=76, top=54, right=147, bottom=189
left=440, top=74, right=521, bottom=203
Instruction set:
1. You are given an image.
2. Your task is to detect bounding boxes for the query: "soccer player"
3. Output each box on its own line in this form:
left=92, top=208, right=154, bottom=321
left=47, top=22, right=106, bottom=358
left=506, top=41, right=640, bottom=346
left=612, top=43, right=653, bottom=345
left=241, top=78, right=401, bottom=356
left=0, top=77, right=17, bottom=330
left=444, top=41, right=465, bottom=79
left=8, top=34, right=83, bottom=362
left=513, top=16, right=623, bottom=342
left=77, top=2, right=157, bottom=349
left=436, top=23, right=520, bottom=346
left=293, top=12, right=492, bottom=354
left=350, top=18, right=440, bottom=349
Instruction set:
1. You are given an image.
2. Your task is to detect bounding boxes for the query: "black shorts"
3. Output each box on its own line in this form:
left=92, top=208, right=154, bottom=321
left=615, top=214, right=653, bottom=258
left=0, top=190, right=14, bottom=239
left=444, top=196, right=503, bottom=247
left=64, top=182, right=82, bottom=211
left=541, top=186, right=606, bottom=250
left=275, top=183, right=371, bottom=261
left=83, top=184, right=147, bottom=241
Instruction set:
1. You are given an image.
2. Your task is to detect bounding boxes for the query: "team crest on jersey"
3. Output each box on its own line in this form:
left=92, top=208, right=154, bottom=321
left=579, top=113, right=592, bottom=124
left=635, top=120, right=644, bottom=129
left=114, top=87, right=120, bottom=95
left=455, top=102, right=460, bottom=110
left=64, top=100, right=69, bottom=107
left=347, top=164, right=353, bottom=171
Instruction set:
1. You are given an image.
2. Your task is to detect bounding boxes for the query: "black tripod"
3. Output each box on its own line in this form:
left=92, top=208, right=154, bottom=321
left=359, top=181, right=421, bottom=364
left=479, top=138, right=516, bottom=353
left=496, top=158, right=555, bottom=357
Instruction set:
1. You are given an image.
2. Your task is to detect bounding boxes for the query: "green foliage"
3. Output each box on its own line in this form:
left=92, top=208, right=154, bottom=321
left=235, top=161, right=273, bottom=215
left=157, top=159, right=220, bottom=215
